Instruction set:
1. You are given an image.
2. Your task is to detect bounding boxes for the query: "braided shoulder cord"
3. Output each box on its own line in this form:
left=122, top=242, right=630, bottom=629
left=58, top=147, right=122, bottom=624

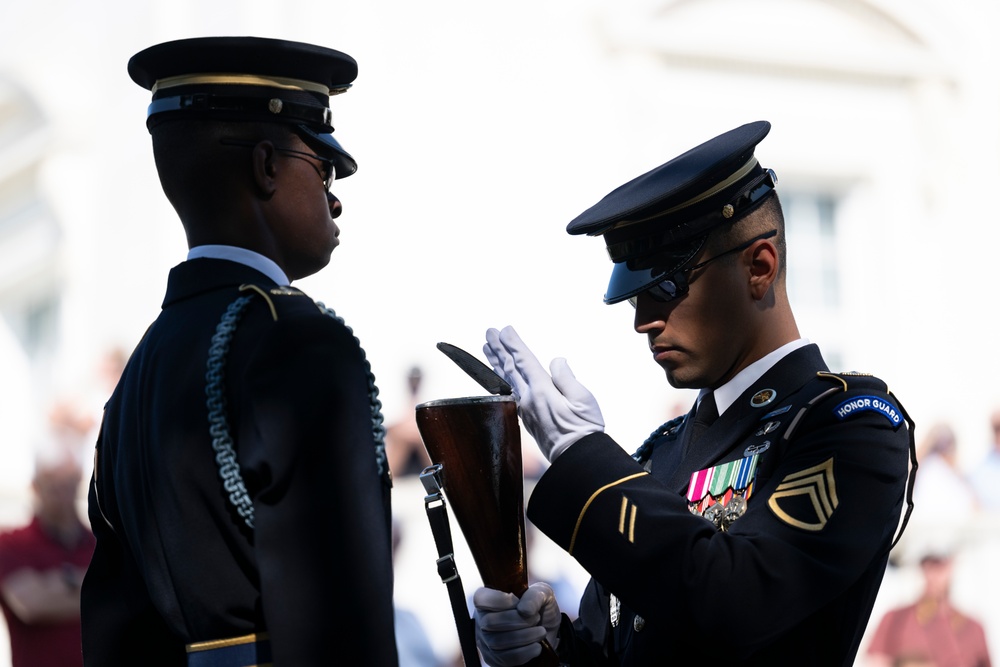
left=315, top=301, right=389, bottom=481
left=206, top=295, right=257, bottom=529
left=631, top=415, right=686, bottom=465
left=205, top=294, right=390, bottom=532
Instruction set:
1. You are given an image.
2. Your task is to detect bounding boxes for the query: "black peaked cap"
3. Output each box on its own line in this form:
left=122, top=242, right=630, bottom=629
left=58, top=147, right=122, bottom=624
left=567, top=121, right=778, bottom=305
left=128, top=36, right=357, bottom=93
left=128, top=36, right=359, bottom=179
left=568, top=121, right=772, bottom=242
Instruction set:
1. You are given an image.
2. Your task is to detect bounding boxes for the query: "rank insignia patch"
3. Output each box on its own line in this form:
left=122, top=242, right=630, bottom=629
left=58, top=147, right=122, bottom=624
left=618, top=495, right=638, bottom=543
left=768, top=458, right=838, bottom=531
left=833, top=395, right=903, bottom=426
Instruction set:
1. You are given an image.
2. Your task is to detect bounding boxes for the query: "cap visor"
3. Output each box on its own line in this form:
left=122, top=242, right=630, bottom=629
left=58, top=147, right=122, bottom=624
left=296, top=125, right=357, bottom=179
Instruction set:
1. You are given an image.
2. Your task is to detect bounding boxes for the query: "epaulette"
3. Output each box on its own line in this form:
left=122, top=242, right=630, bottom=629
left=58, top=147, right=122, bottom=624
left=233, top=283, right=392, bottom=490
left=780, top=370, right=916, bottom=550
left=781, top=370, right=906, bottom=444
left=237, top=283, right=313, bottom=321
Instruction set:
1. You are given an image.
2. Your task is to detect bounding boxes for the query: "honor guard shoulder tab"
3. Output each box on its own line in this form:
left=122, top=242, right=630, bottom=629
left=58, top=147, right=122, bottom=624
left=782, top=371, right=905, bottom=443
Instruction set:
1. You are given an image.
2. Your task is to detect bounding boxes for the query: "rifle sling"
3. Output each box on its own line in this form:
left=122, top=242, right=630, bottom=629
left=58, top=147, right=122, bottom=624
left=423, top=486, right=481, bottom=666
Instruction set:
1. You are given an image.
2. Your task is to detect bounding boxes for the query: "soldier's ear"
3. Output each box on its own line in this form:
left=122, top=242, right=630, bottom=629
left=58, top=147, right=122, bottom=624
left=251, top=141, right=279, bottom=199
left=747, top=239, right=779, bottom=301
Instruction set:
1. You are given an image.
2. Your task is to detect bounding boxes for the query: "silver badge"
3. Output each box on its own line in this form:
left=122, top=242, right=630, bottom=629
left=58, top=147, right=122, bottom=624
left=610, top=594, right=620, bottom=628
left=755, top=421, right=780, bottom=436
left=703, top=502, right=726, bottom=527
left=721, top=495, right=748, bottom=531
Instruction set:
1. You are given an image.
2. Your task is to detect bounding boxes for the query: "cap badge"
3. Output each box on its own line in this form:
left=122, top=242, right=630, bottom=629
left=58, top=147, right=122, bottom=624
left=750, top=388, right=777, bottom=408
left=722, top=204, right=735, bottom=219
left=268, top=98, right=283, bottom=114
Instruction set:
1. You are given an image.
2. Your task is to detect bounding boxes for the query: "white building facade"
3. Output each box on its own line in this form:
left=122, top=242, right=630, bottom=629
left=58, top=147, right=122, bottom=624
left=2, top=0, right=998, bottom=663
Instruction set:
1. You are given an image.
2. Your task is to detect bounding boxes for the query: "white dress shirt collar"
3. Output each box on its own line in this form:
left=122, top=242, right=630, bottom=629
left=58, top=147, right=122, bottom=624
left=187, top=245, right=290, bottom=286
left=700, top=338, right=811, bottom=417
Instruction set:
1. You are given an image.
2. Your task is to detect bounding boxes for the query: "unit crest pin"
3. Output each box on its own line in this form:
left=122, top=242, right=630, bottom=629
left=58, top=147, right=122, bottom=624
left=751, top=388, right=777, bottom=408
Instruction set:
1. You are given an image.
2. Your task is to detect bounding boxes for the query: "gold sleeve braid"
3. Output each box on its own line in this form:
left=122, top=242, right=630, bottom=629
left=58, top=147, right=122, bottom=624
left=569, top=472, right=649, bottom=555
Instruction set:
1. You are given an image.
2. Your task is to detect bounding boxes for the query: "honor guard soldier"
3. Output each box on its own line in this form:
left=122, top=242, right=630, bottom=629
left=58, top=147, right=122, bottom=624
left=472, top=121, right=915, bottom=666
left=81, top=37, right=399, bottom=666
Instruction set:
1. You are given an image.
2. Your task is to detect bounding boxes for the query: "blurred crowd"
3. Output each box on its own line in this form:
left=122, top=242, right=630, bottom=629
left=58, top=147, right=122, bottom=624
left=860, top=414, right=1000, bottom=667
left=2, top=354, right=1000, bottom=666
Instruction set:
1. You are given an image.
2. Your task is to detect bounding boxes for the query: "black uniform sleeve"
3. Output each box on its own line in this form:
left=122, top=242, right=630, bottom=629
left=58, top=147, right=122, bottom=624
left=82, top=439, right=187, bottom=667
left=236, top=311, right=398, bottom=665
left=529, top=382, right=910, bottom=660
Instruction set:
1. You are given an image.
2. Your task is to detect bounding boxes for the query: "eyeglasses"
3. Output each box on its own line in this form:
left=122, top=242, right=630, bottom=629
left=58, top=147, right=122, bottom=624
left=628, top=229, right=778, bottom=307
left=219, top=139, right=336, bottom=191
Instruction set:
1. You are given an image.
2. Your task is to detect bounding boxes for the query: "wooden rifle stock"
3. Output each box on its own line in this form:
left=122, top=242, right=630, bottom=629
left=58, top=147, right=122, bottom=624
left=416, top=396, right=560, bottom=667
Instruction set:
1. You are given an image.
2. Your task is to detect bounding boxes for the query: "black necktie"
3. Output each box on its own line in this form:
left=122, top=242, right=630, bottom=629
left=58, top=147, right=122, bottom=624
left=688, top=392, right=719, bottom=447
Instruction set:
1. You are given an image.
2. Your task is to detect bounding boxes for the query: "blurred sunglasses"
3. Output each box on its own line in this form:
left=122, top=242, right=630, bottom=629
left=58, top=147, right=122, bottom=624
left=219, top=139, right=335, bottom=191
left=629, top=229, right=778, bottom=307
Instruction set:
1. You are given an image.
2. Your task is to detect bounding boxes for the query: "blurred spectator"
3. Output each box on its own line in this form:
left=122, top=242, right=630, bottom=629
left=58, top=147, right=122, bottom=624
left=385, top=366, right=433, bottom=478
left=866, top=542, right=991, bottom=667
left=969, top=408, right=1000, bottom=512
left=46, top=399, right=97, bottom=460
left=526, top=520, right=582, bottom=621
left=392, top=519, right=445, bottom=667
left=0, top=444, right=95, bottom=667
left=911, top=422, right=979, bottom=522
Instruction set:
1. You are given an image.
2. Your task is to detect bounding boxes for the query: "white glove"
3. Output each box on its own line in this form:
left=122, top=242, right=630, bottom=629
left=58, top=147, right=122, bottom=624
left=484, top=326, right=604, bottom=462
left=474, top=583, right=561, bottom=667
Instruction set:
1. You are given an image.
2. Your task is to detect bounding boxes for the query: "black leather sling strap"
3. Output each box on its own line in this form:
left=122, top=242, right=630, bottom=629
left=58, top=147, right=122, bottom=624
left=420, top=464, right=482, bottom=666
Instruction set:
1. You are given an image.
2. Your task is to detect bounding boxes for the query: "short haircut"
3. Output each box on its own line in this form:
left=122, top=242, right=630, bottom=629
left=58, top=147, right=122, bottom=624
left=151, top=119, right=295, bottom=211
left=711, top=192, right=786, bottom=279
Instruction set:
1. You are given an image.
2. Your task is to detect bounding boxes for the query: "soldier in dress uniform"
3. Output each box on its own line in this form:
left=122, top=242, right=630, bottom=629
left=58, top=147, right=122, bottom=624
left=81, top=37, right=399, bottom=666
left=471, top=121, right=915, bottom=666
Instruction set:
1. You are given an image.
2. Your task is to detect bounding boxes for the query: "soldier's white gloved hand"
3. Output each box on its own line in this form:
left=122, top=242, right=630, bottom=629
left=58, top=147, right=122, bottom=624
left=474, top=583, right=561, bottom=666
left=484, top=326, right=604, bottom=462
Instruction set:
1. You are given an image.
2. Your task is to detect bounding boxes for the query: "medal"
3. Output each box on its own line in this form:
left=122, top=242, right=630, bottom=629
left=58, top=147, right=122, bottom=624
left=721, top=494, right=747, bottom=531
left=686, top=454, right=759, bottom=531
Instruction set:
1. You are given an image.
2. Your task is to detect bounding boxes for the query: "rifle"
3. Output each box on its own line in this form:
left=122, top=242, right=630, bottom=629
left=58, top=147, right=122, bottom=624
left=416, top=395, right=560, bottom=667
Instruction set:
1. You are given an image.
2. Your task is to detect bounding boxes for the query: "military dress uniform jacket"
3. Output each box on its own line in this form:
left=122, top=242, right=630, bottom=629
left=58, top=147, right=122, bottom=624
left=527, top=344, right=912, bottom=666
left=82, top=258, right=398, bottom=666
